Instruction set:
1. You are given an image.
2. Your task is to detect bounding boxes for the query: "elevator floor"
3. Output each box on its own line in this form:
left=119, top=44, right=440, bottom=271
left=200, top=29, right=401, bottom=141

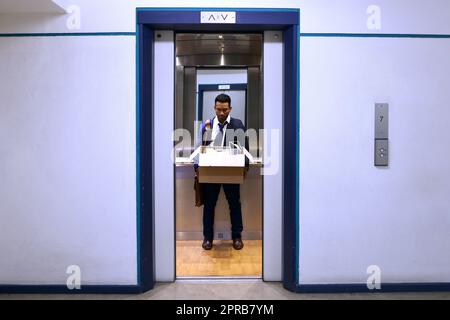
left=176, top=240, right=262, bottom=277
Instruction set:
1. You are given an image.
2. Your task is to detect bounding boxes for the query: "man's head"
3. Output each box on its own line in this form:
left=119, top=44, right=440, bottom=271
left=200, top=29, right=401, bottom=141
left=214, top=93, right=232, bottom=124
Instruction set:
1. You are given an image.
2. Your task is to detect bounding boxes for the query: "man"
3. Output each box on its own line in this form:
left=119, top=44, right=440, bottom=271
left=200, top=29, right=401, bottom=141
left=195, top=93, right=249, bottom=251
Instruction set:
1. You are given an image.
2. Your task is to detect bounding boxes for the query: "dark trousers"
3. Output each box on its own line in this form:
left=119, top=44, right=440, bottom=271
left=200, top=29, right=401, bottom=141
left=202, top=183, right=243, bottom=241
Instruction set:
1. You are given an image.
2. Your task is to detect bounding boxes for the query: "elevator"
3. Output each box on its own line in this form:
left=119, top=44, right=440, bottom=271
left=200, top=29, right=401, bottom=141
left=147, top=23, right=291, bottom=283
left=174, top=33, right=263, bottom=278
left=135, top=7, right=301, bottom=292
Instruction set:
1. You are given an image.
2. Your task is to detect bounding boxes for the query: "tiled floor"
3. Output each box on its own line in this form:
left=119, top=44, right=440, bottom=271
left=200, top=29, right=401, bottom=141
left=176, top=240, right=262, bottom=277
left=1, top=281, right=450, bottom=300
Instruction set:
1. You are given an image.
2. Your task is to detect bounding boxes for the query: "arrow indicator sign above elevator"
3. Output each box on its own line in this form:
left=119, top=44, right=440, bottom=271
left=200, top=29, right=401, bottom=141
left=201, top=12, right=236, bottom=24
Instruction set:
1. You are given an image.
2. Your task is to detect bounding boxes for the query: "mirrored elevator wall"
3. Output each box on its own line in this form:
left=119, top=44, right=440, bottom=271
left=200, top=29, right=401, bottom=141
left=175, top=33, right=263, bottom=241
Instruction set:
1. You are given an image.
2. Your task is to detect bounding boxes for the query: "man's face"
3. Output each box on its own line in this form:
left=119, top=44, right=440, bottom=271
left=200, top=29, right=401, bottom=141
left=214, top=101, right=231, bottom=123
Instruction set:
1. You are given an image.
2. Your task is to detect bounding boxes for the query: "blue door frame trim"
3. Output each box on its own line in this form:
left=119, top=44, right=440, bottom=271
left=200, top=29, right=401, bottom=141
left=197, top=83, right=248, bottom=126
left=283, top=23, right=300, bottom=292
left=136, top=23, right=155, bottom=292
left=0, top=285, right=142, bottom=294
left=299, top=33, right=450, bottom=38
left=293, top=283, right=450, bottom=294
left=2, top=32, right=450, bottom=38
left=137, top=8, right=298, bottom=27
left=0, top=32, right=136, bottom=37
left=136, top=8, right=300, bottom=293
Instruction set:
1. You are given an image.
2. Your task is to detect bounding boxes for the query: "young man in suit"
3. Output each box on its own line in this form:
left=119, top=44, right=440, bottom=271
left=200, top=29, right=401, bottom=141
left=195, top=93, right=249, bottom=250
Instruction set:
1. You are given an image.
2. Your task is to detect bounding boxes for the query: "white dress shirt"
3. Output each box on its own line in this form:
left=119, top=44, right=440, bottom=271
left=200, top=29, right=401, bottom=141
left=210, top=114, right=231, bottom=147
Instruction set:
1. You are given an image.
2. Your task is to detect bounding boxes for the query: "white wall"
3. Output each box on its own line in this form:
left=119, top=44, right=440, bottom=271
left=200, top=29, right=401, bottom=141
left=300, top=0, right=450, bottom=34
left=1, top=0, right=450, bottom=287
left=0, top=0, right=65, bottom=13
left=299, top=37, right=450, bottom=284
left=0, top=36, right=137, bottom=285
left=2, top=0, right=450, bottom=35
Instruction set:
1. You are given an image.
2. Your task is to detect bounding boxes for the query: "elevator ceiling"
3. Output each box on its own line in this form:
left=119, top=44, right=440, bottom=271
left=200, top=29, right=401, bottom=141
left=175, top=33, right=262, bottom=67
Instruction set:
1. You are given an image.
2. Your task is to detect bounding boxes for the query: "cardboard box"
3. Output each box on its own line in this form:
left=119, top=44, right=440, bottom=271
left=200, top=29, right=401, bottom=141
left=198, top=167, right=244, bottom=184
left=198, top=146, right=245, bottom=184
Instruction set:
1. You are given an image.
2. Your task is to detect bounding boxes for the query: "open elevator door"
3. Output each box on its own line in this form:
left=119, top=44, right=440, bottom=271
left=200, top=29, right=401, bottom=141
left=153, top=30, right=283, bottom=282
left=175, top=33, right=262, bottom=278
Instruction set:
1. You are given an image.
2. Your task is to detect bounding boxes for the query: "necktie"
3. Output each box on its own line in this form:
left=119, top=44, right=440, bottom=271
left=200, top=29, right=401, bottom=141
left=214, top=121, right=228, bottom=146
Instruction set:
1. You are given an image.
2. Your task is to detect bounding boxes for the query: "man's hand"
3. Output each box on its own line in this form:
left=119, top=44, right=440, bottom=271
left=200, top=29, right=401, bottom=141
left=205, top=119, right=212, bottom=130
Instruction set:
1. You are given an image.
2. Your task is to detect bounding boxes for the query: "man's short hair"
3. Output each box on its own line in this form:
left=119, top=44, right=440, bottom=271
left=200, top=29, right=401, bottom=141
left=215, top=93, right=231, bottom=106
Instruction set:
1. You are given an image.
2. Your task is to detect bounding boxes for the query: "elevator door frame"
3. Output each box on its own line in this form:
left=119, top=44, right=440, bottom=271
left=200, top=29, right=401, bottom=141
left=137, top=8, right=300, bottom=292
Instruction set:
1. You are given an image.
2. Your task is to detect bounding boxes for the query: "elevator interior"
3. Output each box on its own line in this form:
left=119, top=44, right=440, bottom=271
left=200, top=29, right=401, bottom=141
left=174, top=33, right=263, bottom=278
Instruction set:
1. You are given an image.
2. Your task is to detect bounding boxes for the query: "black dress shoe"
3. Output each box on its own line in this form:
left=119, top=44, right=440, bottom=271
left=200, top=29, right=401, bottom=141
left=232, top=238, right=244, bottom=250
left=202, top=239, right=213, bottom=250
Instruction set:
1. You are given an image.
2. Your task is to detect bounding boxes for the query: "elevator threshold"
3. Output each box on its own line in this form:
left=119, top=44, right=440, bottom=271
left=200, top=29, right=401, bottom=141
left=176, top=276, right=262, bottom=284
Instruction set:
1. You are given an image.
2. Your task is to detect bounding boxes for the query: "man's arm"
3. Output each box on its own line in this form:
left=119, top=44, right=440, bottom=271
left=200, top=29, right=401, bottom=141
left=235, top=119, right=250, bottom=170
left=193, top=119, right=212, bottom=173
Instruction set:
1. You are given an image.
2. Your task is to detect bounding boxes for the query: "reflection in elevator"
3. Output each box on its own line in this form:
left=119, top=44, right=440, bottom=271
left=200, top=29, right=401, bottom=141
left=174, top=33, right=263, bottom=278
